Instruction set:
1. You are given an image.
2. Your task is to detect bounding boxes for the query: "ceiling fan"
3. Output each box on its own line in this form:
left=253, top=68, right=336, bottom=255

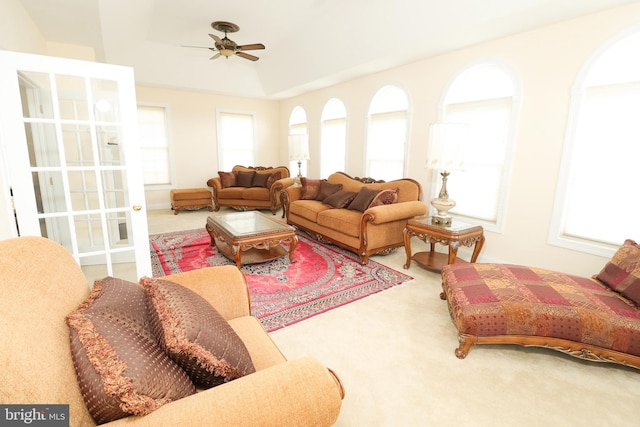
left=184, top=21, right=265, bottom=62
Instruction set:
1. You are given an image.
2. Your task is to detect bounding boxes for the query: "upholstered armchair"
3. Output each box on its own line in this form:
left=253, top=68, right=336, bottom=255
left=0, top=236, right=343, bottom=426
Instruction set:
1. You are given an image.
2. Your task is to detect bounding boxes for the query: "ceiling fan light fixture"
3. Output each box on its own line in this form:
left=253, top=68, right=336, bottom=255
left=220, top=49, right=235, bottom=57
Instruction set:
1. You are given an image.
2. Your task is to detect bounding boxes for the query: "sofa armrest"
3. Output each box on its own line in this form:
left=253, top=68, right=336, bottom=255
left=162, top=266, right=251, bottom=320
left=206, top=177, right=223, bottom=191
left=106, top=357, right=343, bottom=427
left=283, top=185, right=302, bottom=202
left=364, top=200, right=427, bottom=224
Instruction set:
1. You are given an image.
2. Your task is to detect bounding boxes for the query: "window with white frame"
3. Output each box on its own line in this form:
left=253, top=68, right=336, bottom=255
left=549, top=30, right=640, bottom=256
left=217, top=110, right=255, bottom=171
left=137, top=105, right=172, bottom=186
left=288, top=106, right=308, bottom=177
left=366, top=85, right=409, bottom=181
left=320, top=98, right=347, bottom=178
left=440, top=64, right=517, bottom=230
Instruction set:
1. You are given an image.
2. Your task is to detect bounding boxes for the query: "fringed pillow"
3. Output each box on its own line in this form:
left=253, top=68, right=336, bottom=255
left=300, top=178, right=324, bottom=200
left=596, top=239, right=640, bottom=305
left=140, top=277, right=256, bottom=389
left=266, top=171, right=282, bottom=189
left=65, top=277, right=195, bottom=425
left=368, top=188, right=399, bottom=208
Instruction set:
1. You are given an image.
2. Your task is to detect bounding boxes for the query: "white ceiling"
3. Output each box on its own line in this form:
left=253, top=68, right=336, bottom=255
left=18, top=0, right=636, bottom=99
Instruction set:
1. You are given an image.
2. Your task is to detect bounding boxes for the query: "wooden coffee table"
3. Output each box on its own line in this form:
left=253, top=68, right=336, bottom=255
left=206, top=211, right=298, bottom=268
left=403, top=216, right=484, bottom=272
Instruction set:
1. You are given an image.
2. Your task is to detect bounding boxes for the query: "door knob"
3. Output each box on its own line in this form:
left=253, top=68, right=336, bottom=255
left=132, top=204, right=142, bottom=211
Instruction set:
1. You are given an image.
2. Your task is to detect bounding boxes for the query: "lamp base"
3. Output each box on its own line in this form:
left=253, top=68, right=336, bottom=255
left=430, top=196, right=456, bottom=226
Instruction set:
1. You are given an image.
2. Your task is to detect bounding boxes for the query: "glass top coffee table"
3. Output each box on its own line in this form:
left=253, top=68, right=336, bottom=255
left=206, top=211, right=298, bottom=268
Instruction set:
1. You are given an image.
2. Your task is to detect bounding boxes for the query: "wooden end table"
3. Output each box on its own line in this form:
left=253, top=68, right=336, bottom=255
left=206, top=211, right=298, bottom=268
left=403, top=216, right=484, bottom=272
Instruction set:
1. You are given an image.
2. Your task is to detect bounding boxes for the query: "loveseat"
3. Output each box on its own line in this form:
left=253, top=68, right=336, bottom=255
left=440, top=239, right=640, bottom=369
left=0, top=236, right=343, bottom=426
left=282, top=172, right=427, bottom=264
left=207, top=165, right=294, bottom=215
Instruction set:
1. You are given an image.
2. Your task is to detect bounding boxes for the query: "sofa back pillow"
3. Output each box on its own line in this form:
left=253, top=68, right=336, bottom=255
left=236, top=170, right=256, bottom=187
left=65, top=277, right=196, bottom=424
left=218, top=171, right=237, bottom=188
left=316, top=181, right=343, bottom=201
left=301, top=178, right=324, bottom=200
left=141, top=277, right=256, bottom=389
left=348, top=187, right=380, bottom=212
left=369, top=188, right=399, bottom=208
left=596, top=239, right=640, bottom=304
left=252, top=172, right=271, bottom=188
left=266, top=171, right=282, bottom=189
left=323, top=190, right=357, bottom=208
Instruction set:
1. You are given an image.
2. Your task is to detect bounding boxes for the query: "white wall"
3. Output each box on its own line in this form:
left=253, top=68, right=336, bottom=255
left=278, top=3, right=640, bottom=276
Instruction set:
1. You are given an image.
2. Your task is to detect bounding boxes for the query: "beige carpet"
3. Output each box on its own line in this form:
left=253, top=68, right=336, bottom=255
left=148, top=208, right=640, bottom=427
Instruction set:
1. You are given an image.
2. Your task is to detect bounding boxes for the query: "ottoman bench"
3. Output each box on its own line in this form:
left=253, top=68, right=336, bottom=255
left=440, top=262, right=640, bottom=369
left=170, top=188, right=213, bottom=215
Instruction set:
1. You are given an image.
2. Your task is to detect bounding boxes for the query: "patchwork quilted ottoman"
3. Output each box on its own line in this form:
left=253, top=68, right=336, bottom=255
left=170, top=188, right=213, bottom=215
left=440, top=262, right=640, bottom=369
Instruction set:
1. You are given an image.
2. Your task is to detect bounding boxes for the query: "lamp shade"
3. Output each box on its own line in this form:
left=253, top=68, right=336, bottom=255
left=427, top=123, right=469, bottom=172
left=288, top=134, right=310, bottom=161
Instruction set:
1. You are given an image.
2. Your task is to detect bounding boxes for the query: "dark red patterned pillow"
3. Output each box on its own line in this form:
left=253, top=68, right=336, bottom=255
left=369, top=188, right=398, bottom=208
left=218, top=171, right=237, bottom=188
left=300, top=178, right=324, bottom=200
left=266, top=171, right=282, bottom=189
left=65, top=277, right=195, bottom=425
left=140, top=277, right=256, bottom=389
left=323, top=190, right=357, bottom=208
left=596, top=239, right=640, bottom=304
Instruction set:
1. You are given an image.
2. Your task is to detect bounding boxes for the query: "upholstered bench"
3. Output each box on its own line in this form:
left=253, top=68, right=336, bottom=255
left=170, top=188, right=213, bottom=215
left=441, top=261, right=640, bottom=369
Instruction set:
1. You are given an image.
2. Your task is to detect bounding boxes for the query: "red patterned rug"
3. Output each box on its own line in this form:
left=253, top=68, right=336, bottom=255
left=149, top=228, right=413, bottom=331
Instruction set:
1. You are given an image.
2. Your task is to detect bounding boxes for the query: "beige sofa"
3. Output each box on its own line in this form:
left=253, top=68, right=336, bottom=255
left=207, top=165, right=294, bottom=215
left=0, top=236, right=343, bottom=426
left=282, top=172, right=427, bottom=264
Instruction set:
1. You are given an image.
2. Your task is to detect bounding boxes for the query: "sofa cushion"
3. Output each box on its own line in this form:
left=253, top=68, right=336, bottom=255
left=348, top=187, right=380, bottom=212
left=369, top=188, right=399, bottom=208
left=140, top=277, right=256, bottom=389
left=218, top=171, right=237, bottom=188
left=316, top=182, right=343, bottom=201
left=323, top=190, right=357, bottom=208
left=317, top=208, right=362, bottom=237
left=597, top=239, right=640, bottom=304
left=252, top=172, right=271, bottom=188
left=301, top=178, right=324, bottom=200
left=65, top=277, right=196, bottom=424
left=242, top=187, right=271, bottom=201
left=266, top=171, right=282, bottom=189
left=236, top=170, right=256, bottom=187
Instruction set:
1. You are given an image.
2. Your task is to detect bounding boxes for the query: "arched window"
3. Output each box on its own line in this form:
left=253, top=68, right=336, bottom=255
left=439, top=63, right=517, bottom=230
left=320, top=98, right=347, bottom=178
left=288, top=106, right=308, bottom=177
left=366, top=85, right=409, bottom=181
left=550, top=30, right=640, bottom=256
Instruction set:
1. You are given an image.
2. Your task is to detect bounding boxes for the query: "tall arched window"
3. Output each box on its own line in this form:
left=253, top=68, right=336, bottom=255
left=320, top=98, right=347, bottom=178
left=288, top=106, right=308, bottom=177
left=439, top=63, right=517, bottom=230
left=550, top=30, right=640, bottom=256
left=366, top=85, right=409, bottom=181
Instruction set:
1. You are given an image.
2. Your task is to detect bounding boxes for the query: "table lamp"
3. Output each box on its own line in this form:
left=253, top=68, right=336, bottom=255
left=288, top=134, right=310, bottom=185
left=427, top=122, right=469, bottom=226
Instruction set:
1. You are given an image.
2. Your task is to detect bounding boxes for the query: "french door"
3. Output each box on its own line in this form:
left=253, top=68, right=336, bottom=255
left=0, top=50, right=151, bottom=284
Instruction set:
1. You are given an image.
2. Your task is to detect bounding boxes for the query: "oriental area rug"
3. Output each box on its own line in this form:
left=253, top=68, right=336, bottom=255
left=149, top=228, right=413, bottom=331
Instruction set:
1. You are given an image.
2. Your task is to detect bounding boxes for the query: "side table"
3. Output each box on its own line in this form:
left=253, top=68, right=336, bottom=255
left=403, top=216, right=484, bottom=272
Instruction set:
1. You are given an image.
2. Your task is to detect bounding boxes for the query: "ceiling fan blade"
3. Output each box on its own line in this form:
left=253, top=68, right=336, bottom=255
left=209, top=34, right=223, bottom=44
left=237, top=43, right=265, bottom=51
left=181, top=45, right=209, bottom=49
left=236, top=52, right=259, bottom=61
left=210, top=53, right=221, bottom=60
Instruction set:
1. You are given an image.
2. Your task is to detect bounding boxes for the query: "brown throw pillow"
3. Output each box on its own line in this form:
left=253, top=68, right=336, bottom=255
left=266, top=171, right=282, bottom=189
left=251, top=172, right=270, bottom=188
left=323, top=190, right=358, bottom=208
left=236, top=170, right=255, bottom=187
left=348, top=187, right=380, bottom=212
left=369, top=188, right=399, bottom=208
left=596, top=239, right=640, bottom=304
left=141, top=277, right=256, bottom=389
left=316, top=182, right=343, bottom=201
left=218, top=171, right=237, bottom=188
left=65, top=277, right=195, bottom=425
left=301, top=178, right=324, bottom=200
